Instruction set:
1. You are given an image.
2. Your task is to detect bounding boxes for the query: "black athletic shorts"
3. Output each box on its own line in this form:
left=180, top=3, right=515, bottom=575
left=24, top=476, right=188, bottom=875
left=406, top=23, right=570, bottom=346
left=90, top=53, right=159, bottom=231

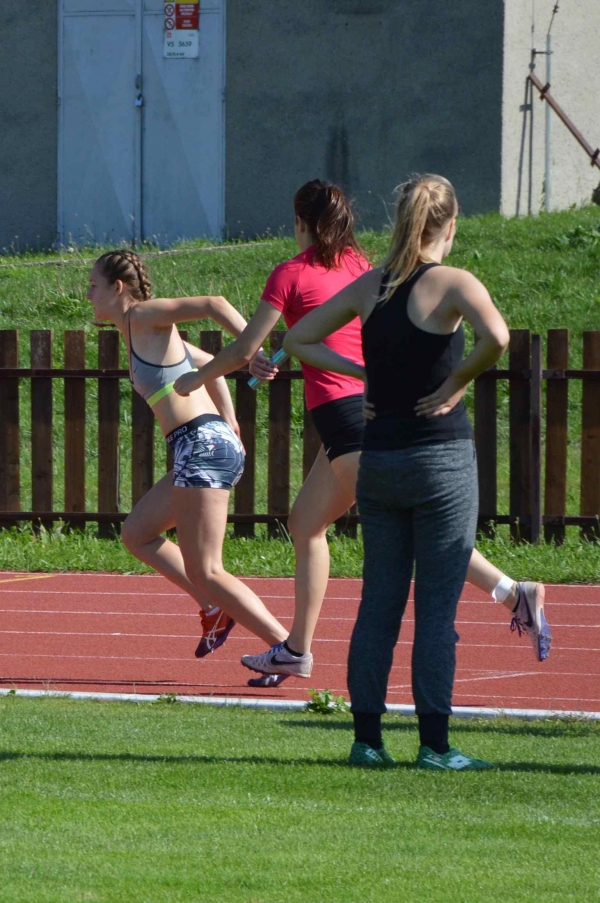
left=310, top=393, right=365, bottom=462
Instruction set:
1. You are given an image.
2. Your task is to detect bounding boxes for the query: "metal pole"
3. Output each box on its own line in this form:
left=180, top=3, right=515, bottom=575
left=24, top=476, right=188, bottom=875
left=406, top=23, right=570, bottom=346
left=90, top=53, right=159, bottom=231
left=544, top=32, right=552, bottom=212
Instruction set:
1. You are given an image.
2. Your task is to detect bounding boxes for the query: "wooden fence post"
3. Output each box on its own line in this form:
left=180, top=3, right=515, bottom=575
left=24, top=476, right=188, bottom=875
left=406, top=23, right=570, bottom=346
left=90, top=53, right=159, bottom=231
left=302, top=402, right=321, bottom=481
left=509, top=330, right=532, bottom=543
left=200, top=329, right=222, bottom=358
left=0, top=330, right=20, bottom=528
left=544, top=329, right=569, bottom=544
left=580, top=331, right=600, bottom=541
left=474, top=366, right=497, bottom=537
left=31, top=330, right=53, bottom=530
left=98, top=331, right=121, bottom=537
left=64, top=331, right=86, bottom=528
left=234, top=368, right=256, bottom=539
left=267, top=331, right=291, bottom=537
left=530, top=334, right=542, bottom=544
left=132, top=392, right=154, bottom=506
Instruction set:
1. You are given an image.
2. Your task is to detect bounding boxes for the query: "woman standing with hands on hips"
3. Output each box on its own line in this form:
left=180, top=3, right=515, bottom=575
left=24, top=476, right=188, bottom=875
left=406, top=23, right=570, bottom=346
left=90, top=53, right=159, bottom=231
left=284, top=174, right=524, bottom=770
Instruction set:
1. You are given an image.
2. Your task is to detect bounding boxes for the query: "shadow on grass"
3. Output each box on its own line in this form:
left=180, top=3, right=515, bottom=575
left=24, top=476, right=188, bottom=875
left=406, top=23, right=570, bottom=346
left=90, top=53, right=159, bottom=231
left=0, top=750, right=408, bottom=770
left=0, top=750, right=599, bottom=775
left=282, top=718, right=600, bottom=740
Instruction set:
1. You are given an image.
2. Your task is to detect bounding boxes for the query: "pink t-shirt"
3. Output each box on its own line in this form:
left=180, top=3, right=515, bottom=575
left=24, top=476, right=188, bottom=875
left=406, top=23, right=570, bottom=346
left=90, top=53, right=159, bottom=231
left=261, top=247, right=370, bottom=410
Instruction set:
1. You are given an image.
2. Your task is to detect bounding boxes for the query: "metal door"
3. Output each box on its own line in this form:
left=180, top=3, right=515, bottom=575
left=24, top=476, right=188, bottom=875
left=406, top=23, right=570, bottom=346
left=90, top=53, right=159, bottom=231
left=141, top=0, right=225, bottom=242
left=58, top=0, right=140, bottom=246
left=58, top=0, right=225, bottom=246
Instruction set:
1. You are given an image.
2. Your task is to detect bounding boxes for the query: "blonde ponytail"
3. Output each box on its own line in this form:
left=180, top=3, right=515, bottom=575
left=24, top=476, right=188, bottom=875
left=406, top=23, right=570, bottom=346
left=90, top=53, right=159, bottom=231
left=382, top=174, right=457, bottom=302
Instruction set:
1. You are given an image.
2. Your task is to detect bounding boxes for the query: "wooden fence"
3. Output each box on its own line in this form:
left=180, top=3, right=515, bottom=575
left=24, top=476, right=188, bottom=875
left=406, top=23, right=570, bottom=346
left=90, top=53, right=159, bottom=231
left=1, top=327, right=600, bottom=544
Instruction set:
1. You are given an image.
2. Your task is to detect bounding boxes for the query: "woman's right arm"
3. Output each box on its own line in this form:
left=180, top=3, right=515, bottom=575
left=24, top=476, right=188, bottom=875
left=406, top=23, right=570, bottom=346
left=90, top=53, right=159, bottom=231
left=174, top=301, right=281, bottom=396
left=283, top=269, right=379, bottom=377
left=133, top=294, right=247, bottom=337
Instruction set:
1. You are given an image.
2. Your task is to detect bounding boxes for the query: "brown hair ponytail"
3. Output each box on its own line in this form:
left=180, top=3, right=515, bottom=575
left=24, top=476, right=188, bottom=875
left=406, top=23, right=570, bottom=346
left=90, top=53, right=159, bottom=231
left=382, top=174, right=457, bottom=301
left=95, top=250, right=152, bottom=301
left=293, top=179, right=367, bottom=269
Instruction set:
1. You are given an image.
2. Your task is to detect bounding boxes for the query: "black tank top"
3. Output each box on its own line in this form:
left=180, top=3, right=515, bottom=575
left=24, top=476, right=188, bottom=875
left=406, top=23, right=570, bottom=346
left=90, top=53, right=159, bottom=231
left=362, top=262, right=473, bottom=450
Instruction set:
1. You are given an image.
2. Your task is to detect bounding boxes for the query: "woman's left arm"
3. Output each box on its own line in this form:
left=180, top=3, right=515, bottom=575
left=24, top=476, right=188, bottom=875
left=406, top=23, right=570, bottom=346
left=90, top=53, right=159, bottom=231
left=283, top=270, right=379, bottom=379
left=415, top=271, right=509, bottom=417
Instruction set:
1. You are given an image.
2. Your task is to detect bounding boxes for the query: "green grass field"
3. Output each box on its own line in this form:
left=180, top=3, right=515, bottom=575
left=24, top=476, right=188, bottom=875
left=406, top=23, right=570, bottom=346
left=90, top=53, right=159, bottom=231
left=0, top=696, right=598, bottom=903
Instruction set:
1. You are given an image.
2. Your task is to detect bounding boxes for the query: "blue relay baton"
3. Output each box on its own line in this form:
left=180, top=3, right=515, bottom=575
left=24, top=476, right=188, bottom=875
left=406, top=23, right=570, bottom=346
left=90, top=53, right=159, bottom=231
left=248, top=348, right=290, bottom=390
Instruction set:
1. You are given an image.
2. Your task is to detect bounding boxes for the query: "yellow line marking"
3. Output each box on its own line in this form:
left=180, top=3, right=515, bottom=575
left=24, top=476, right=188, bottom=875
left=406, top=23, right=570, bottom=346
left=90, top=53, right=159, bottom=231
left=0, top=574, right=55, bottom=586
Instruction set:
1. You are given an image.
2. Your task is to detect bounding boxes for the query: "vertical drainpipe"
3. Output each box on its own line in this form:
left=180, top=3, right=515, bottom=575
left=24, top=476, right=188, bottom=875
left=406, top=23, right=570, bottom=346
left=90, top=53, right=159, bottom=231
left=221, top=0, right=227, bottom=240
left=544, top=32, right=552, bottom=212
left=56, top=0, right=64, bottom=248
left=133, top=0, right=143, bottom=246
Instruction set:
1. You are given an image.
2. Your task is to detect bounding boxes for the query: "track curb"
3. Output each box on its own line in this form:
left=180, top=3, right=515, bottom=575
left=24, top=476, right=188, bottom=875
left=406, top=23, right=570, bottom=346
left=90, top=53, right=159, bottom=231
left=1, top=688, right=599, bottom=720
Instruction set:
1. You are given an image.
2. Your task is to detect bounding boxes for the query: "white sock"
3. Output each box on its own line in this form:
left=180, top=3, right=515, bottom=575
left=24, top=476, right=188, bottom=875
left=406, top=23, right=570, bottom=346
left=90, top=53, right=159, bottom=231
left=204, top=606, right=220, bottom=617
left=491, top=575, right=515, bottom=604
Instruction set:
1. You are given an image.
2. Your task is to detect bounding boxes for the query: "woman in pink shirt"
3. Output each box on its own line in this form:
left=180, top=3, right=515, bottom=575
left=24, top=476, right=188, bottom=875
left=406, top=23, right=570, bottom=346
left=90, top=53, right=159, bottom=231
left=176, top=181, right=368, bottom=682
left=175, top=180, right=547, bottom=683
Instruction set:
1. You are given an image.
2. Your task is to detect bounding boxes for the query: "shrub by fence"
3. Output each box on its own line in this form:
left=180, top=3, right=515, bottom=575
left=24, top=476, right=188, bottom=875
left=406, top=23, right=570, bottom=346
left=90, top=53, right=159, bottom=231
left=1, top=328, right=600, bottom=544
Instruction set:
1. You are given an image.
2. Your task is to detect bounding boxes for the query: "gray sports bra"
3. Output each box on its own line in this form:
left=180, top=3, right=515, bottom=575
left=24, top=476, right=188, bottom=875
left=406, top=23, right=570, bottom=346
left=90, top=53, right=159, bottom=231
left=127, top=313, right=197, bottom=407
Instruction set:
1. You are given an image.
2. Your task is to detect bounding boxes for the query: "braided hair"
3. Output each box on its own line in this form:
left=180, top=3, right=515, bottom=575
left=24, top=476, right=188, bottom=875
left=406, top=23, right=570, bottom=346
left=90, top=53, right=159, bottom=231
left=95, top=250, right=152, bottom=301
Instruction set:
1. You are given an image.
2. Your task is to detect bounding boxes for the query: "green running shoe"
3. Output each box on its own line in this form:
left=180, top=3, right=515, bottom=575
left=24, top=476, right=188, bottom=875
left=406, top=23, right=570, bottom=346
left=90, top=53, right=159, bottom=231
left=416, top=746, right=494, bottom=771
left=348, top=742, right=396, bottom=768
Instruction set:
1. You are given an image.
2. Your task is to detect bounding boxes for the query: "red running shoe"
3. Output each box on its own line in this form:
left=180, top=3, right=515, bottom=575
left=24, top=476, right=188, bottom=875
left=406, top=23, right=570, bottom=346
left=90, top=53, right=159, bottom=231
left=195, top=608, right=235, bottom=658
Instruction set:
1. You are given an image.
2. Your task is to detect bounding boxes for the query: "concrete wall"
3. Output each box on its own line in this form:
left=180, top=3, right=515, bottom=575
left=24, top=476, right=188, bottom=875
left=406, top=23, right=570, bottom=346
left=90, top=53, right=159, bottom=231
left=226, top=0, right=504, bottom=238
left=0, top=1, right=58, bottom=252
left=502, top=0, right=600, bottom=215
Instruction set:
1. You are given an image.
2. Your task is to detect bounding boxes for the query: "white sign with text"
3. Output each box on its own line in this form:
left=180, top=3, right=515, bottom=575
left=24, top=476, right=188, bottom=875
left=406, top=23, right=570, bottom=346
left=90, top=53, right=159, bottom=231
left=163, top=29, right=199, bottom=58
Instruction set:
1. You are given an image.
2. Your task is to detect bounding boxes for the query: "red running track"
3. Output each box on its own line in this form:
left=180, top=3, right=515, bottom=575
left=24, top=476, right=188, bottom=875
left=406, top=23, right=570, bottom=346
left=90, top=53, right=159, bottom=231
left=0, top=572, right=598, bottom=712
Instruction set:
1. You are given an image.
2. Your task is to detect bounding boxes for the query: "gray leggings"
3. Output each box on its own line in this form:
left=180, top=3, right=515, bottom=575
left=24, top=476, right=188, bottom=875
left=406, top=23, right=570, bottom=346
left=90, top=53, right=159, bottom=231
left=348, top=440, right=478, bottom=716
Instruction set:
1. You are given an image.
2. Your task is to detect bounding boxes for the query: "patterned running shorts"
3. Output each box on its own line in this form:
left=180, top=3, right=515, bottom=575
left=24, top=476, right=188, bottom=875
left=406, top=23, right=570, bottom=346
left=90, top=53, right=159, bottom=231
left=167, top=414, right=245, bottom=490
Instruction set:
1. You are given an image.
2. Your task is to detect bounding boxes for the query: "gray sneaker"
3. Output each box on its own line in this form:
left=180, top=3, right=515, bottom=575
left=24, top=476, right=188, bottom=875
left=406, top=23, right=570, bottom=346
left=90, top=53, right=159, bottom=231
left=241, top=642, right=313, bottom=679
left=510, top=582, right=552, bottom=662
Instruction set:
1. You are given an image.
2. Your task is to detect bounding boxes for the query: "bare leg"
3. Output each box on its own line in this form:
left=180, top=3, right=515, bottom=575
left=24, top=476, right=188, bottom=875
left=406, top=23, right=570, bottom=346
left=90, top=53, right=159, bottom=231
left=121, top=472, right=211, bottom=611
left=286, top=448, right=359, bottom=654
left=172, top=486, right=287, bottom=646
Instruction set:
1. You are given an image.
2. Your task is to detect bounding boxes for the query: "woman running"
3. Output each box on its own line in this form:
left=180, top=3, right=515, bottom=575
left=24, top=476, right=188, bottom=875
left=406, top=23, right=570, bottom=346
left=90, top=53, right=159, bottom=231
left=87, top=250, right=287, bottom=657
left=174, top=180, right=550, bottom=686
left=284, top=173, right=551, bottom=770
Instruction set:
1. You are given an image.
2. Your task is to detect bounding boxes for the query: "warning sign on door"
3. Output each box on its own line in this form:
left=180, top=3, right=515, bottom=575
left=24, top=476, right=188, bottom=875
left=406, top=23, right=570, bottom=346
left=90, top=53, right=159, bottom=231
left=164, top=0, right=199, bottom=58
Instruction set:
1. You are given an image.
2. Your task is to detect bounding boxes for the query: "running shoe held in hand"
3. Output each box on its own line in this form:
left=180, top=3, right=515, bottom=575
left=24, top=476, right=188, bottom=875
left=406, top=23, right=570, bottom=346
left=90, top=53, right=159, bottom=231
left=510, top=582, right=552, bottom=662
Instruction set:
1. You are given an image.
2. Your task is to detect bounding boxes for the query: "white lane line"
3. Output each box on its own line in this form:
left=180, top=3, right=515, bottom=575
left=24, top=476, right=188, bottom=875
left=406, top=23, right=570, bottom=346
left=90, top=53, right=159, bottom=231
left=388, top=671, right=539, bottom=691
left=0, top=633, right=595, bottom=653
left=0, top=649, right=598, bottom=682
left=450, top=693, right=600, bottom=705
left=2, top=572, right=599, bottom=591
left=0, top=610, right=597, bottom=630
left=0, top=575, right=55, bottom=586
left=2, top=590, right=599, bottom=610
